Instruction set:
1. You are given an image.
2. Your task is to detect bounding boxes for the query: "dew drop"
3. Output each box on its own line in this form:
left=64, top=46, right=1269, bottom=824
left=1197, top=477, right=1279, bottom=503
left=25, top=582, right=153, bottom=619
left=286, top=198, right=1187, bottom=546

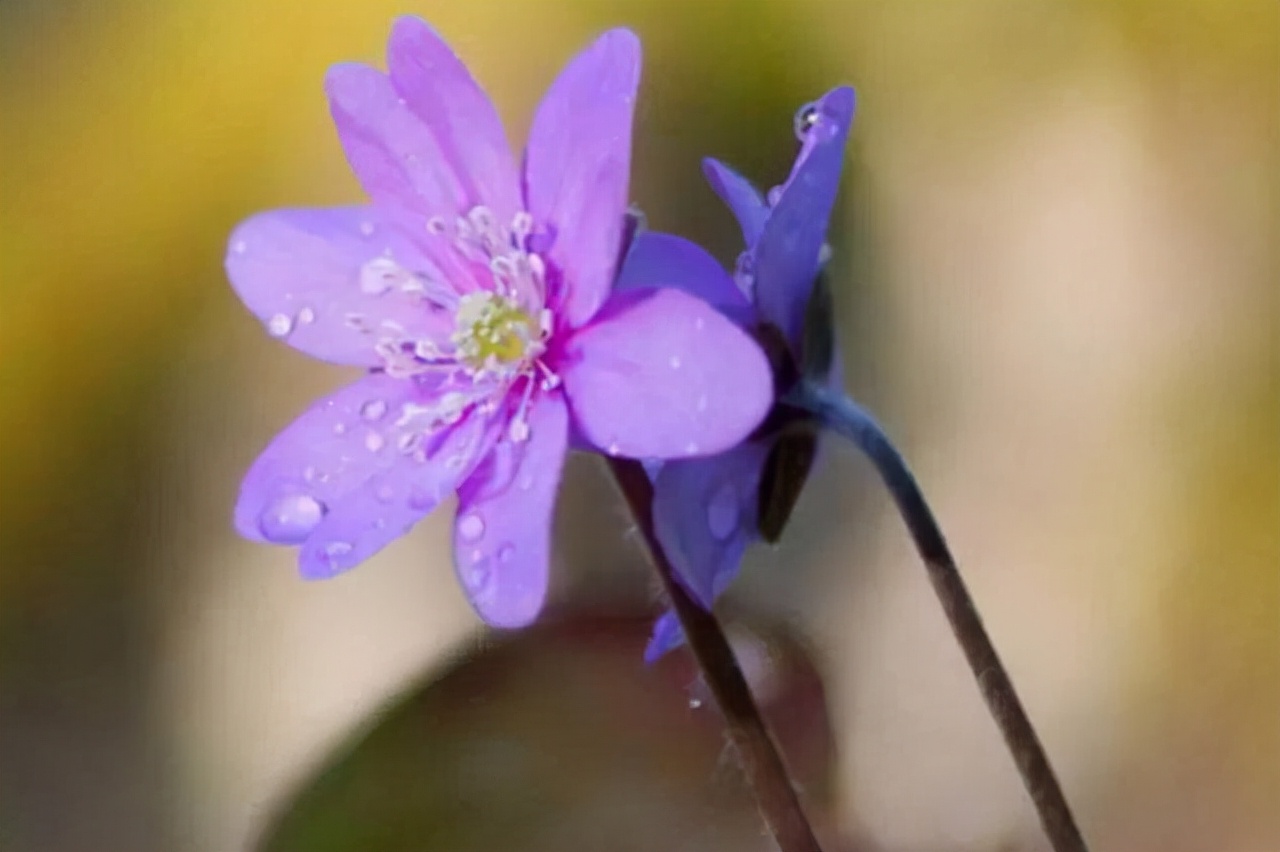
left=766, top=185, right=784, bottom=207
left=324, top=541, right=353, bottom=561
left=258, top=494, right=326, bottom=543
left=232, top=240, right=247, bottom=254
left=297, top=307, right=316, bottom=325
left=707, top=483, right=738, bottom=540
left=374, top=484, right=395, bottom=503
left=669, top=355, right=682, bottom=369
left=689, top=697, right=704, bottom=710
left=498, top=544, right=514, bottom=563
left=361, top=399, right=388, bottom=421
left=685, top=442, right=700, bottom=455
left=365, top=432, right=385, bottom=453
left=458, top=512, right=485, bottom=541
left=794, top=102, right=821, bottom=140
left=333, top=422, right=347, bottom=436
left=359, top=220, right=375, bottom=237
left=408, top=486, right=437, bottom=511
left=607, top=442, right=621, bottom=456
left=465, top=558, right=492, bottom=593
left=267, top=314, right=293, bottom=338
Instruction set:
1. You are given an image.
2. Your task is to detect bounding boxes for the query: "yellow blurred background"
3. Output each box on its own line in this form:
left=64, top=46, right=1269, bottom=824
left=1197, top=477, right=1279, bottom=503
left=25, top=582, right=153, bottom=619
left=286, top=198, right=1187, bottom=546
left=1, top=1, right=1276, bottom=851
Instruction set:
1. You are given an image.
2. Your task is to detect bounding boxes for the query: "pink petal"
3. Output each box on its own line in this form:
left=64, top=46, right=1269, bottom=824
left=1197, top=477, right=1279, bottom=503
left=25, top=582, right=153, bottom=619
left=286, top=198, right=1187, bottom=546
left=452, top=392, right=569, bottom=627
left=226, top=207, right=452, bottom=366
left=385, top=17, right=521, bottom=223
left=523, top=29, right=640, bottom=329
left=560, top=288, right=772, bottom=459
left=235, top=374, right=494, bottom=550
left=325, top=62, right=470, bottom=223
left=615, top=232, right=755, bottom=325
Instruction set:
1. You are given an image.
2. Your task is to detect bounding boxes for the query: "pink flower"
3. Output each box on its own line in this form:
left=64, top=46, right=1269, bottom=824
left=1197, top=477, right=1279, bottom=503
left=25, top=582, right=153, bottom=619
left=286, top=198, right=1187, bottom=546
left=225, top=17, right=771, bottom=627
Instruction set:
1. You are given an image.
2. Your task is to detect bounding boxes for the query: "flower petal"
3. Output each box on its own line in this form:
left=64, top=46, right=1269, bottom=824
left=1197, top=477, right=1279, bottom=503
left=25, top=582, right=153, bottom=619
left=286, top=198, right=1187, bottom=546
left=561, top=288, right=772, bottom=459
left=235, top=374, right=493, bottom=548
left=385, top=16, right=521, bottom=222
left=325, top=62, right=470, bottom=222
left=703, top=158, right=768, bottom=247
left=226, top=207, right=453, bottom=366
left=644, top=610, right=684, bottom=664
left=452, top=392, right=569, bottom=628
left=653, top=442, right=768, bottom=608
left=298, top=408, right=497, bottom=579
left=523, top=29, right=641, bottom=329
left=753, top=86, right=854, bottom=348
left=615, top=232, right=755, bottom=325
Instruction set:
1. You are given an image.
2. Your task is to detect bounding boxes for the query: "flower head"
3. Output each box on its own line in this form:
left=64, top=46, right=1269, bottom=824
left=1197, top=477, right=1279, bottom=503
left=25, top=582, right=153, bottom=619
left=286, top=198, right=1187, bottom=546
left=227, top=18, right=772, bottom=628
left=615, top=86, right=855, bottom=659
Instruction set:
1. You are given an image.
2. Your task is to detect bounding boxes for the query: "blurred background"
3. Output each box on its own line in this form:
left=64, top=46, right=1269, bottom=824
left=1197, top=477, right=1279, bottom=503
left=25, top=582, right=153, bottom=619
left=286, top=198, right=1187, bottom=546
left=2, top=0, right=1277, bottom=850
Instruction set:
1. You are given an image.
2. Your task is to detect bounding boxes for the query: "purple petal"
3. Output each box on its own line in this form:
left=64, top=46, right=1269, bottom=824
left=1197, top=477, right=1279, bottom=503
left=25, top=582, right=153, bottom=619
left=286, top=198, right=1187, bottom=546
left=523, top=29, right=641, bottom=329
left=298, top=408, right=498, bottom=579
left=235, top=374, right=494, bottom=548
left=226, top=207, right=453, bottom=366
left=703, top=158, right=768, bottom=247
left=615, top=232, right=755, bottom=325
left=753, top=86, right=854, bottom=348
left=653, top=442, right=767, bottom=609
left=385, top=17, right=521, bottom=222
left=452, top=391, right=569, bottom=628
left=644, top=610, right=684, bottom=664
left=326, top=62, right=471, bottom=223
left=560, top=288, right=772, bottom=459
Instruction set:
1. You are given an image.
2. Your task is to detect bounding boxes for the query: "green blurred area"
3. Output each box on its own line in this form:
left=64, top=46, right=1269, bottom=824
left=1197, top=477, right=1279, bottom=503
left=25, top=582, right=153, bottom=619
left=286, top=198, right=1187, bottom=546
left=1, top=1, right=1276, bottom=850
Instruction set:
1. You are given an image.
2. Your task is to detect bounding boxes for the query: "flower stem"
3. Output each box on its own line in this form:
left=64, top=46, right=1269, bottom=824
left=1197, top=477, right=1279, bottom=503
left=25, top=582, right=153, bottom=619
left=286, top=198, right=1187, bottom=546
left=790, top=381, right=1089, bottom=852
left=606, top=457, right=825, bottom=852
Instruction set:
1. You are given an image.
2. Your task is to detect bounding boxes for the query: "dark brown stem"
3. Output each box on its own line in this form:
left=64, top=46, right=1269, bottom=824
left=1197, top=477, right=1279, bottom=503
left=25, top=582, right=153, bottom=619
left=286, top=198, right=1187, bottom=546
left=792, top=382, right=1089, bottom=852
left=607, top=456, right=825, bottom=852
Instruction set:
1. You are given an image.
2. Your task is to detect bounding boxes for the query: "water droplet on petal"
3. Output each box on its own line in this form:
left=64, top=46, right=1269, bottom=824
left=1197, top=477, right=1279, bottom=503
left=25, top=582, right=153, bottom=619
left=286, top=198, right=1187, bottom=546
left=324, top=541, right=353, bottom=563
left=766, top=185, right=784, bottom=206
left=607, top=442, right=621, bottom=456
left=498, top=544, right=514, bottom=563
left=669, top=355, right=682, bottom=369
left=408, top=486, right=438, bottom=511
left=465, top=557, right=492, bottom=594
left=794, top=102, right=821, bottom=139
left=689, top=697, right=704, bottom=710
left=297, top=307, right=316, bottom=325
left=333, top=422, right=347, bottom=436
left=258, top=494, right=326, bottom=543
left=364, top=432, right=385, bottom=453
left=267, top=314, right=293, bottom=338
left=359, top=220, right=375, bottom=237
left=361, top=399, right=387, bottom=421
left=685, top=442, right=700, bottom=455
left=707, top=483, right=738, bottom=540
left=375, top=484, right=395, bottom=503
left=458, top=512, right=485, bottom=541
left=232, top=240, right=247, bottom=254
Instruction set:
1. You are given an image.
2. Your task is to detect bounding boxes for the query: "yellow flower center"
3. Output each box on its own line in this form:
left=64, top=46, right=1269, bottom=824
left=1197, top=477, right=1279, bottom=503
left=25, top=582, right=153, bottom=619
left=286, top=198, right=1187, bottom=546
left=452, top=292, right=540, bottom=372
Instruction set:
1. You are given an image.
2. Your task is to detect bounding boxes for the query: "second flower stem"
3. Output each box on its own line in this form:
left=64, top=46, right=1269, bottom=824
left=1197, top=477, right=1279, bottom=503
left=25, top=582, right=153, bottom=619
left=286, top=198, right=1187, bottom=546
left=607, top=456, right=825, bottom=852
left=791, top=381, right=1089, bottom=852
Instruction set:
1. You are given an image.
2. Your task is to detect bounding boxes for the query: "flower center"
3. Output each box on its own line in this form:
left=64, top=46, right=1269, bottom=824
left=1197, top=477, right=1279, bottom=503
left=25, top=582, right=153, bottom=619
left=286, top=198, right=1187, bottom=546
left=452, top=292, right=542, bottom=373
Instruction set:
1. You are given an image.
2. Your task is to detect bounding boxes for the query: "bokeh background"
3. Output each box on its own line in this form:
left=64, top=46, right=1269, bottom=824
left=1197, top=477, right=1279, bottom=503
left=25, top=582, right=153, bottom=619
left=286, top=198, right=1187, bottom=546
left=2, top=1, right=1277, bottom=850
